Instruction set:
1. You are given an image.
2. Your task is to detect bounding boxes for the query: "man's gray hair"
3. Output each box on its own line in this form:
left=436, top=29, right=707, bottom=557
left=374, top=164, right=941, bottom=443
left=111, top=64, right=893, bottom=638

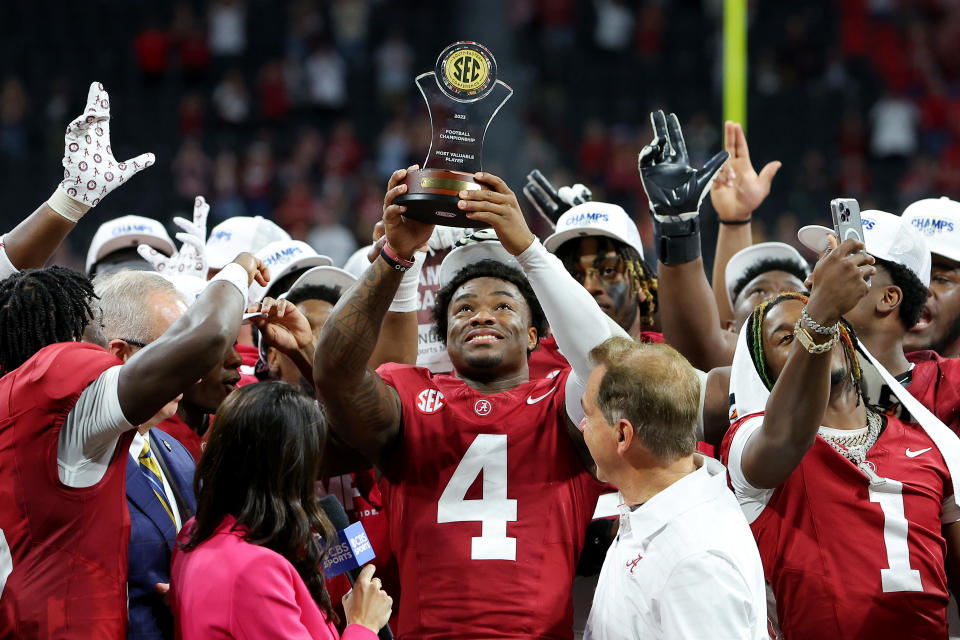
left=94, top=271, right=184, bottom=345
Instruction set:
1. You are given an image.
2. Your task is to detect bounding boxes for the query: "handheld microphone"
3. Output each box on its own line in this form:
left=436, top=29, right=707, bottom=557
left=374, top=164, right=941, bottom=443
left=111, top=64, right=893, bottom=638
left=319, top=495, right=375, bottom=581
left=318, top=495, right=393, bottom=640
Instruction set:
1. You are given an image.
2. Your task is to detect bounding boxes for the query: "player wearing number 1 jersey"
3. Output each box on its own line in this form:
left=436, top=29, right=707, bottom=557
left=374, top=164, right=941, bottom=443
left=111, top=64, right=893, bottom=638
left=315, top=169, right=628, bottom=639
left=721, top=237, right=960, bottom=639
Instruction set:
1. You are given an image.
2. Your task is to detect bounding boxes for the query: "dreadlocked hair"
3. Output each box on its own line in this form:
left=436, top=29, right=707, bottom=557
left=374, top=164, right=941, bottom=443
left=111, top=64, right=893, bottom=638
left=0, top=266, right=99, bottom=375
left=555, top=237, right=659, bottom=328
left=745, top=291, right=863, bottom=397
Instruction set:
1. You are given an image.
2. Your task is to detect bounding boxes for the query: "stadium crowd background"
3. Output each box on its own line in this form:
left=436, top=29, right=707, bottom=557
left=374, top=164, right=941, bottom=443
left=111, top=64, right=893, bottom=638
left=0, top=0, right=953, bottom=270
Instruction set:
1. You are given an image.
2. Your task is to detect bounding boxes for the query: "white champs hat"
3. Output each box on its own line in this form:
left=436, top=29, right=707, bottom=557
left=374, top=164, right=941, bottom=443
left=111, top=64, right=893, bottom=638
left=283, top=265, right=357, bottom=299
left=248, top=240, right=333, bottom=303
left=206, top=216, right=291, bottom=270
left=902, top=197, right=960, bottom=264
left=543, top=202, right=644, bottom=259
left=86, top=215, right=175, bottom=274
left=725, top=242, right=809, bottom=307
left=439, top=240, right=521, bottom=288
left=798, top=209, right=931, bottom=287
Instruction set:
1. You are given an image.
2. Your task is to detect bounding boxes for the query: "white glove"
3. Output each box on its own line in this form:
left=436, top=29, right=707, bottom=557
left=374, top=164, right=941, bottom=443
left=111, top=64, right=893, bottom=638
left=48, top=82, right=155, bottom=222
left=557, top=184, right=592, bottom=207
left=138, top=196, right=209, bottom=277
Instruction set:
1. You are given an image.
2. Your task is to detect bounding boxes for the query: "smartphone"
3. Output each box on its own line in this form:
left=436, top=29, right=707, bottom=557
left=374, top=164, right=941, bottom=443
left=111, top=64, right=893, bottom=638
left=830, top=198, right=865, bottom=247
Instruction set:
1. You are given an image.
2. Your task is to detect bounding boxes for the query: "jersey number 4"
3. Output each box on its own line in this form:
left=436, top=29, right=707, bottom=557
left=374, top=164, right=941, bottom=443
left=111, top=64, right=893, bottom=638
left=437, top=434, right=518, bottom=560
left=869, top=479, right=923, bottom=592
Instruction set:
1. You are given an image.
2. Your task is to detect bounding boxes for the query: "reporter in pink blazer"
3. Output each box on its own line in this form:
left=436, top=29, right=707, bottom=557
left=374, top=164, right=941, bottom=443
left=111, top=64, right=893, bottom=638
left=170, top=381, right=392, bottom=638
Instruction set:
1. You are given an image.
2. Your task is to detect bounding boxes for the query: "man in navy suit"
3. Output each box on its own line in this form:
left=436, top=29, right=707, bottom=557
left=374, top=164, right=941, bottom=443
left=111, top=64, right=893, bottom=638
left=94, top=270, right=206, bottom=639
left=125, top=428, right=196, bottom=639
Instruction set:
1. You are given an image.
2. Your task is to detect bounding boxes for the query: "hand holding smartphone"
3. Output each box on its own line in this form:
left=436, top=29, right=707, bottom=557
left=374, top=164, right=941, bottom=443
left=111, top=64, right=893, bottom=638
left=830, top=197, right=870, bottom=286
left=830, top=198, right=865, bottom=246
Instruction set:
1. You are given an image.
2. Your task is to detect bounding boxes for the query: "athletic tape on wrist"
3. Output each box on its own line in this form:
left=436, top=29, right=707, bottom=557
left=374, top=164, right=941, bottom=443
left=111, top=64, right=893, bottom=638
left=208, top=262, right=249, bottom=301
left=389, top=251, right=425, bottom=313
left=653, top=217, right=701, bottom=265
left=46, top=188, right=92, bottom=223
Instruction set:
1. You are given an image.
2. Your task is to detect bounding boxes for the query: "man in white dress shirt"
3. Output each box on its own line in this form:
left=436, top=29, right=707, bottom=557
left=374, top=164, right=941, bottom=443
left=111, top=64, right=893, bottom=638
left=580, top=337, right=767, bottom=640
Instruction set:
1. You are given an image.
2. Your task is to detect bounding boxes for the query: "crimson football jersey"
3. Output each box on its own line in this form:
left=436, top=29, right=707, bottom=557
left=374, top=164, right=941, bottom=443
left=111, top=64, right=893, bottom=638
left=236, top=342, right=259, bottom=387
left=319, top=469, right=401, bottom=631
left=376, top=363, right=603, bottom=639
left=527, top=335, right=567, bottom=380
left=721, top=413, right=953, bottom=639
left=157, top=413, right=203, bottom=463
left=906, top=350, right=960, bottom=435
left=0, top=342, right=133, bottom=639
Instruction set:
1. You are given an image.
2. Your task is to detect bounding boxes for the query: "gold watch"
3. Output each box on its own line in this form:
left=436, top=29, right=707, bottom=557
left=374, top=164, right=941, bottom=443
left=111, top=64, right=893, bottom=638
left=794, top=318, right=838, bottom=354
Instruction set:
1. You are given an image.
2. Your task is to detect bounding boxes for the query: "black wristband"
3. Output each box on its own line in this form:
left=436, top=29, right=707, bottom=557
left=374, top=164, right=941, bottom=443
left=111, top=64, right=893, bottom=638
left=718, top=217, right=751, bottom=225
left=379, top=246, right=412, bottom=272
left=654, top=216, right=702, bottom=265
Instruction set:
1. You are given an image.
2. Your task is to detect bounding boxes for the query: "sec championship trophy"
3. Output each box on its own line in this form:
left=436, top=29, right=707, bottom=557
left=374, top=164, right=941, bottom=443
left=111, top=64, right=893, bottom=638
left=395, top=41, right=513, bottom=227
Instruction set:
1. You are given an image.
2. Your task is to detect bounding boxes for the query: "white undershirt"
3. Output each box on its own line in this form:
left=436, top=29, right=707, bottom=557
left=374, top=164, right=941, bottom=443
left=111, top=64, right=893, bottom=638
left=0, top=236, right=17, bottom=279
left=515, top=239, right=630, bottom=425
left=56, top=365, right=137, bottom=488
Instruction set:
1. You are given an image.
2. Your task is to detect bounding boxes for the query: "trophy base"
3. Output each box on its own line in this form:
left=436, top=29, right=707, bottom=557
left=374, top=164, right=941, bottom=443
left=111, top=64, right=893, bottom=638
left=395, top=169, right=490, bottom=228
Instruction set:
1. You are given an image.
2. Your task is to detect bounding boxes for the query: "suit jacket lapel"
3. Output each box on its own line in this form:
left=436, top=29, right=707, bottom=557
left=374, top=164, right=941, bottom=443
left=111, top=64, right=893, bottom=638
left=126, top=454, right=177, bottom=549
left=151, top=431, right=197, bottom=518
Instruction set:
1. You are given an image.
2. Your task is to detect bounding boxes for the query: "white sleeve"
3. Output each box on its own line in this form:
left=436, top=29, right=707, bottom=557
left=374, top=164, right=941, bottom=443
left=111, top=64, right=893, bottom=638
left=515, top=239, right=629, bottom=424
left=726, top=416, right=775, bottom=524
left=695, top=368, right=708, bottom=442
left=0, top=235, right=18, bottom=279
left=659, top=552, right=764, bottom=640
left=58, top=365, right=137, bottom=488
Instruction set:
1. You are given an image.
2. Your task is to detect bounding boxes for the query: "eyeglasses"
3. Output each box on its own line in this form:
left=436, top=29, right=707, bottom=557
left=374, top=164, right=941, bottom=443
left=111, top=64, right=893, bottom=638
left=571, top=257, right=626, bottom=285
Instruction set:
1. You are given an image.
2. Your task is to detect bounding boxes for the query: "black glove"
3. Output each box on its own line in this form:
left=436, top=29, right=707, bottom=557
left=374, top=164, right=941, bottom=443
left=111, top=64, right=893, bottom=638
left=638, top=110, right=729, bottom=264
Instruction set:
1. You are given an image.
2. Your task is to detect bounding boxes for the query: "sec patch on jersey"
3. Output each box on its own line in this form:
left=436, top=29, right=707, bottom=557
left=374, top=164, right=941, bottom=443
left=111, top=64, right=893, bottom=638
left=416, top=388, right=446, bottom=414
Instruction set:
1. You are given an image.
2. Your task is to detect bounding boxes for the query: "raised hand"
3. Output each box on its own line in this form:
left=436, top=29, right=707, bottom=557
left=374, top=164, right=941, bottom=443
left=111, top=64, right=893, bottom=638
left=457, top=172, right=535, bottom=256
left=638, top=110, right=728, bottom=220
left=54, top=82, right=154, bottom=218
left=382, top=165, right=434, bottom=259
left=245, top=297, right=313, bottom=356
left=709, top=121, right=781, bottom=222
left=805, top=236, right=876, bottom=327
left=138, top=196, right=209, bottom=276
left=230, top=252, right=269, bottom=287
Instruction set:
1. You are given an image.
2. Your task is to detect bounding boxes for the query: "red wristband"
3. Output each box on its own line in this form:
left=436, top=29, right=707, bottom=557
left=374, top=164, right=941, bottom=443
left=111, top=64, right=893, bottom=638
left=381, top=243, right=415, bottom=271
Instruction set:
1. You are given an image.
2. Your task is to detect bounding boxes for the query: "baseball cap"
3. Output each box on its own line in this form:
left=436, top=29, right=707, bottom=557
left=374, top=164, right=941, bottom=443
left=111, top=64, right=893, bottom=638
left=282, top=265, right=358, bottom=300
left=543, top=202, right=644, bottom=259
left=439, top=239, right=521, bottom=288
left=725, top=242, right=810, bottom=307
left=248, top=240, right=333, bottom=303
left=160, top=273, right=207, bottom=305
left=902, top=197, right=960, bottom=264
left=343, top=245, right=373, bottom=279
left=206, top=216, right=291, bottom=270
left=798, top=209, right=931, bottom=286
left=86, top=215, right=175, bottom=274
left=256, top=265, right=357, bottom=369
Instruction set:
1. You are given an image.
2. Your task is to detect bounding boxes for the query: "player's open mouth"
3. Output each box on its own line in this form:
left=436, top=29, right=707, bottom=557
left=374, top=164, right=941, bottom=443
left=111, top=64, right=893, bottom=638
left=466, top=331, right=503, bottom=344
left=911, top=306, right=933, bottom=331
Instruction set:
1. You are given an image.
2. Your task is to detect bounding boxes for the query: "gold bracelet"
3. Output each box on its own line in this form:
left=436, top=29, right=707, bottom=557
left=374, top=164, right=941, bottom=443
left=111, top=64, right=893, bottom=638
left=794, top=318, right=838, bottom=354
